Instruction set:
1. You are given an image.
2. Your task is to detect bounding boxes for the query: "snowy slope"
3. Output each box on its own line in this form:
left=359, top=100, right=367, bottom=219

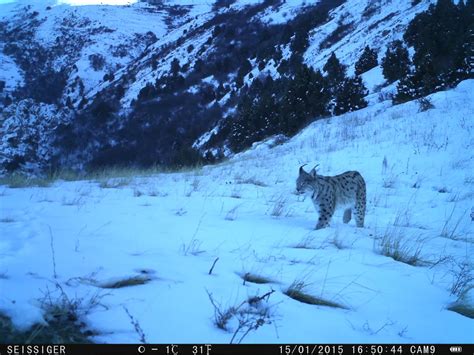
left=259, top=0, right=314, bottom=24
left=0, top=0, right=169, bottom=96
left=118, top=0, right=435, bottom=110
left=0, top=51, right=23, bottom=90
left=303, top=0, right=436, bottom=75
left=0, top=0, right=216, bottom=105
left=1, top=80, right=473, bottom=343
left=0, top=0, right=435, bottom=110
left=0, top=0, right=440, bottom=172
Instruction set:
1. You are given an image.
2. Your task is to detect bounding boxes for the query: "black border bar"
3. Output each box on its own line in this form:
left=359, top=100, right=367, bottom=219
left=1, top=344, right=473, bottom=355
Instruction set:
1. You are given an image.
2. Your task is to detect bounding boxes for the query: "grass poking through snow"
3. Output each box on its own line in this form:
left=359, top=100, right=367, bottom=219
left=0, top=312, right=95, bottom=344
left=98, top=275, right=152, bottom=289
left=284, top=280, right=347, bottom=309
left=0, top=282, right=106, bottom=344
left=374, top=222, right=426, bottom=266
left=241, top=272, right=275, bottom=285
left=448, top=286, right=474, bottom=319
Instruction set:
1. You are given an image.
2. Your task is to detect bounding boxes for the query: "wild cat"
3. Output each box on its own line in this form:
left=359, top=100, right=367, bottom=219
left=296, top=165, right=366, bottom=229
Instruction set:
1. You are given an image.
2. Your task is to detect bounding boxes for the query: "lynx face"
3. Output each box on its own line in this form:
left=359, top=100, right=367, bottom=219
left=295, top=168, right=316, bottom=195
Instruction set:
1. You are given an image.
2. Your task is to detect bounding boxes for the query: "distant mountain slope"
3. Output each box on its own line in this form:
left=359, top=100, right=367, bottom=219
left=0, top=0, right=196, bottom=104
left=303, top=0, right=428, bottom=73
left=0, top=0, right=435, bottom=105
left=2, top=0, right=466, bottom=175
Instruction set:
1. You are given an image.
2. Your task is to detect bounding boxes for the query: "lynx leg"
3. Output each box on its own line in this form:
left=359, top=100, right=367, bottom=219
left=354, top=190, right=366, bottom=228
left=314, top=217, right=329, bottom=229
left=343, top=208, right=352, bottom=224
left=315, top=204, right=335, bottom=230
left=315, top=214, right=330, bottom=229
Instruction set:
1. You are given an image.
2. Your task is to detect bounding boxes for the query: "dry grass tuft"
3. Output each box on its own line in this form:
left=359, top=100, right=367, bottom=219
left=98, top=275, right=152, bottom=289
left=241, top=272, right=275, bottom=285
left=284, top=280, right=347, bottom=309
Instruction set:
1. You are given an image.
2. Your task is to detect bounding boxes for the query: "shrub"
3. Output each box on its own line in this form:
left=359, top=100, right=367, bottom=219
left=88, top=53, right=105, bottom=71
left=206, top=289, right=275, bottom=343
left=417, top=97, right=434, bottom=112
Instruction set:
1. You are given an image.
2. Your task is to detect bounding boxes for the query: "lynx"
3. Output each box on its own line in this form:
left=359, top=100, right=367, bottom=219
left=296, top=165, right=366, bottom=229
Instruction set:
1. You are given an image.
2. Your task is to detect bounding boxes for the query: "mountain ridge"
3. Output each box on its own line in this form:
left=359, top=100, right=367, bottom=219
left=1, top=0, right=469, bottom=175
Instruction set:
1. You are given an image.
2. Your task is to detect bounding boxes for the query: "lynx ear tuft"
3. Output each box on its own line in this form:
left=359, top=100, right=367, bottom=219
left=299, top=164, right=308, bottom=173
left=309, top=164, right=319, bottom=177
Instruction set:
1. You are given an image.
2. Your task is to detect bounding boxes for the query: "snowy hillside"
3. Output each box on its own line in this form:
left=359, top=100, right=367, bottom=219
left=304, top=0, right=428, bottom=74
left=3, top=0, right=459, bottom=174
left=1, top=80, right=473, bottom=343
left=0, top=0, right=171, bottom=100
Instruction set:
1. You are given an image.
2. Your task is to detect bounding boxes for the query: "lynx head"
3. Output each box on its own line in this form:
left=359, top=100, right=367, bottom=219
left=296, top=164, right=318, bottom=194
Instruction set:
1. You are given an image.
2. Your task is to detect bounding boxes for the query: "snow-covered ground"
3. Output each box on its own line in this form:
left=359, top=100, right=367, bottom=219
left=1, top=80, right=473, bottom=343
left=260, top=0, right=314, bottom=24
left=0, top=52, right=23, bottom=90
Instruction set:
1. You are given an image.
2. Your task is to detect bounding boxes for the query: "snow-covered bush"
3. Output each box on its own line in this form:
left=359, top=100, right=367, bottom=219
left=0, top=99, right=71, bottom=176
